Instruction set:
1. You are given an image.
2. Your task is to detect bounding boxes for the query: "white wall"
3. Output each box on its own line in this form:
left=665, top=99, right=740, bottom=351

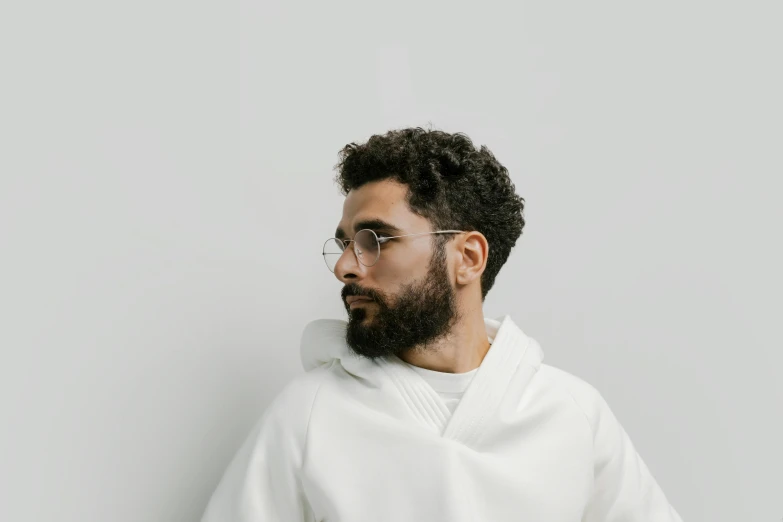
left=1, top=1, right=780, bottom=521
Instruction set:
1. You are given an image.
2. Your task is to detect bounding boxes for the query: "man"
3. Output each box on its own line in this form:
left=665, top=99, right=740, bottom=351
left=202, top=127, right=684, bottom=521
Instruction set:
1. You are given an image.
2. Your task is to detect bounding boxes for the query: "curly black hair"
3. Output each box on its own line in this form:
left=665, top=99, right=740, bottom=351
left=333, top=127, right=526, bottom=301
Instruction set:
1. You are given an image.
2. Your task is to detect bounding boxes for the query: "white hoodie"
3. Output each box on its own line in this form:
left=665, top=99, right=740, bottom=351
left=202, top=315, right=684, bottom=521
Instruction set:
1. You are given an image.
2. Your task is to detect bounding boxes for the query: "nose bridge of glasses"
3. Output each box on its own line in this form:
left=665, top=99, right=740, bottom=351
left=335, top=238, right=362, bottom=272
left=325, top=230, right=381, bottom=273
left=343, top=233, right=375, bottom=265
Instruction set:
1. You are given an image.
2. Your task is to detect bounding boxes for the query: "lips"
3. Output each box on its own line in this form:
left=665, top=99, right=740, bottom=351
left=346, top=296, right=373, bottom=305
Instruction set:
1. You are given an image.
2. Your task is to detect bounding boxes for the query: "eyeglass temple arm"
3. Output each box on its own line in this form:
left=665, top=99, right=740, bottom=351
left=324, top=230, right=465, bottom=251
left=385, top=230, right=465, bottom=240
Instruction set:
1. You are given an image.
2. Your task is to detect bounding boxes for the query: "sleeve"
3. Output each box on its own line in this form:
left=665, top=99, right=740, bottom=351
left=201, top=381, right=316, bottom=522
left=580, top=387, right=684, bottom=522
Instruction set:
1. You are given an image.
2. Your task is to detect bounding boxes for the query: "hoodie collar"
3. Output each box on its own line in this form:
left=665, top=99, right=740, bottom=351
left=299, top=315, right=532, bottom=372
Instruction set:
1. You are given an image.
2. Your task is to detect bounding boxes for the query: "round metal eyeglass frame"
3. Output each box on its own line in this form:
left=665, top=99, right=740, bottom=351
left=322, top=229, right=466, bottom=273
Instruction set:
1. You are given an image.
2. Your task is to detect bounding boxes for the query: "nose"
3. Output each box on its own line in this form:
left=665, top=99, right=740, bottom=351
left=333, top=243, right=364, bottom=282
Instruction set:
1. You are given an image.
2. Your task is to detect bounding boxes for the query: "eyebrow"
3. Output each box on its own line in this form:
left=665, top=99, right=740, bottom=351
left=335, top=218, right=402, bottom=240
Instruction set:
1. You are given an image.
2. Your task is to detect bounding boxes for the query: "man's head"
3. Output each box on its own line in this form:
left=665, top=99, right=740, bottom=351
left=329, top=127, right=526, bottom=360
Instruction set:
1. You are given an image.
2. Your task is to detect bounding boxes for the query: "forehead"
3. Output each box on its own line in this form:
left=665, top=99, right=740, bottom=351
left=336, top=179, right=427, bottom=236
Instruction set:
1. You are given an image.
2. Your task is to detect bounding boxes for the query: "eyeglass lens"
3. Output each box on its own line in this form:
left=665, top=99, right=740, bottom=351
left=323, top=229, right=380, bottom=272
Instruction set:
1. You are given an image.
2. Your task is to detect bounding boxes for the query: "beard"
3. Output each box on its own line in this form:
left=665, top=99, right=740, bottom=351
left=341, top=248, right=461, bottom=360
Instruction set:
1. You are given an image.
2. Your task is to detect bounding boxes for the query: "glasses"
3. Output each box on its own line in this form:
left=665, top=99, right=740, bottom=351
left=322, top=229, right=465, bottom=273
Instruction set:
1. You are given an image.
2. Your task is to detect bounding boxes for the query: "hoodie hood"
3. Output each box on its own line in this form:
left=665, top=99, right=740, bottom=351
left=299, top=315, right=541, bottom=373
left=299, top=318, right=354, bottom=371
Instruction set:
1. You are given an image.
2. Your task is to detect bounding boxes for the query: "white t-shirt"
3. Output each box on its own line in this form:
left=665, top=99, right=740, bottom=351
left=403, top=362, right=479, bottom=415
left=401, top=337, right=493, bottom=416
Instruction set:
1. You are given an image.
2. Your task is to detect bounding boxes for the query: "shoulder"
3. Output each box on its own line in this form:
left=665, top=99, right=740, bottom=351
left=263, top=363, right=336, bottom=428
left=536, top=364, right=612, bottom=432
left=242, top=363, right=339, bottom=455
left=224, top=364, right=339, bottom=474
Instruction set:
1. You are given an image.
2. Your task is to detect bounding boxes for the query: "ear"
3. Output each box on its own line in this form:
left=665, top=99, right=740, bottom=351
left=455, top=231, right=488, bottom=286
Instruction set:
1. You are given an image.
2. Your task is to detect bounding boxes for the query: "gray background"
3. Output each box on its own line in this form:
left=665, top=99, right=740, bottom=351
left=1, top=1, right=781, bottom=521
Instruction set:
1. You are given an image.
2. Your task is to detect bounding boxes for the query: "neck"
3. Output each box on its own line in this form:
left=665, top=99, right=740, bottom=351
left=397, top=306, right=490, bottom=374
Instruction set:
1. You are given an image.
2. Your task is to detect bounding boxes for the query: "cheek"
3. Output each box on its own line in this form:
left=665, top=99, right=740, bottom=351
left=373, top=249, right=430, bottom=284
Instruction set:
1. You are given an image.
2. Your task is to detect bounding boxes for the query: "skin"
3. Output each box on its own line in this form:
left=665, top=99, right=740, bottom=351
left=332, top=179, right=491, bottom=374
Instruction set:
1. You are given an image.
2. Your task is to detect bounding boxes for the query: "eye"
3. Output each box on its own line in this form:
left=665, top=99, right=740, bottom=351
left=376, top=234, right=392, bottom=244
